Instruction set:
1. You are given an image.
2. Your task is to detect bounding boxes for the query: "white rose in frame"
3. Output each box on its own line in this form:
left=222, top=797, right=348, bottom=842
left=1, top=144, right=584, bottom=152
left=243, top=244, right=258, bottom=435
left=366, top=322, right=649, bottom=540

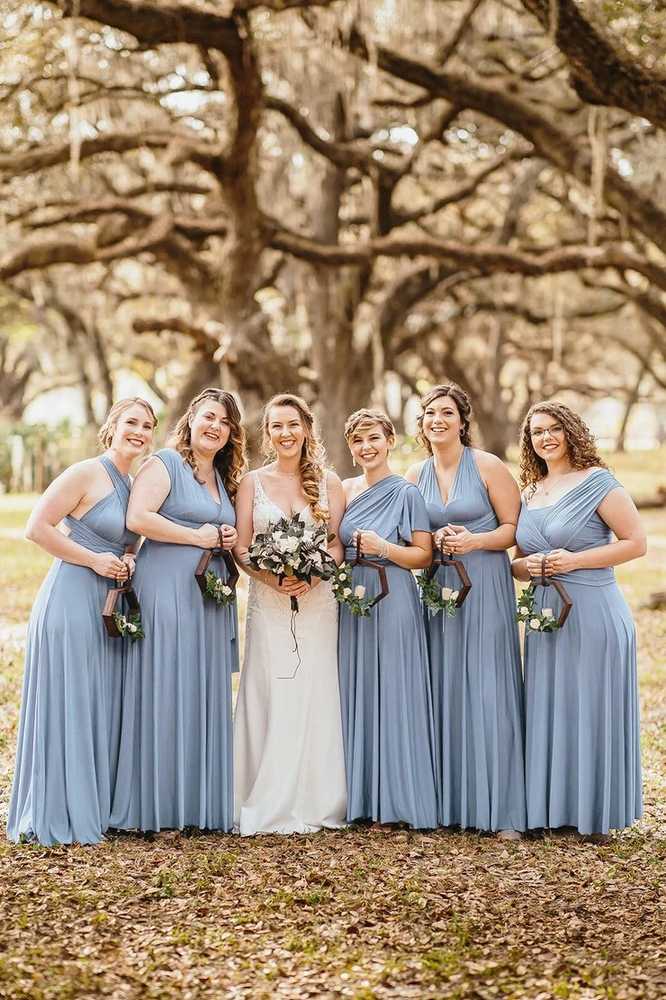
left=542, top=608, right=553, bottom=618
left=128, top=623, right=138, bottom=633
left=354, top=585, right=366, bottom=598
left=450, top=590, right=459, bottom=602
left=222, top=585, right=232, bottom=596
left=441, top=586, right=453, bottom=600
left=529, top=618, right=541, bottom=630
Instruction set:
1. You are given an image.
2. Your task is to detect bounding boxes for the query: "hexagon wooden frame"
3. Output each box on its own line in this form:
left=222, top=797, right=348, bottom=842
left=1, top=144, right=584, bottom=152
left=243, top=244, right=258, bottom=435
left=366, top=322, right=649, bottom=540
left=529, top=556, right=573, bottom=628
left=195, top=548, right=240, bottom=598
left=424, top=542, right=472, bottom=608
left=102, top=585, right=141, bottom=638
left=352, top=536, right=390, bottom=608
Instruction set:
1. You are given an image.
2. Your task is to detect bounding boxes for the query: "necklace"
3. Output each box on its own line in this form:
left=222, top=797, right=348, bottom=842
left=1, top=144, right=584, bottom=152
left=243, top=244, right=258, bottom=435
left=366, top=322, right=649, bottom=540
left=539, top=469, right=574, bottom=495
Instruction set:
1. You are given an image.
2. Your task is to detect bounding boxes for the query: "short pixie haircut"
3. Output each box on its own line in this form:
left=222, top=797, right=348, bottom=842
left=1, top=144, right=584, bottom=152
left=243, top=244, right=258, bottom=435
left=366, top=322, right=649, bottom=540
left=344, top=408, right=395, bottom=441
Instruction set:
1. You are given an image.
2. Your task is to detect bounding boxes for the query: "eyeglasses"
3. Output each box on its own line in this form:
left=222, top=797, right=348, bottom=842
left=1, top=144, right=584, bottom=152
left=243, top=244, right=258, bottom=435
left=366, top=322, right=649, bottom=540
left=530, top=424, right=564, bottom=441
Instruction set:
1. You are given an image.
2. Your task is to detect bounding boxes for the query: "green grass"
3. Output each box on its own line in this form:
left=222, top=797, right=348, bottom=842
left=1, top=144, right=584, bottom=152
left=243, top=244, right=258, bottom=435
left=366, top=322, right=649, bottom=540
left=0, top=454, right=665, bottom=998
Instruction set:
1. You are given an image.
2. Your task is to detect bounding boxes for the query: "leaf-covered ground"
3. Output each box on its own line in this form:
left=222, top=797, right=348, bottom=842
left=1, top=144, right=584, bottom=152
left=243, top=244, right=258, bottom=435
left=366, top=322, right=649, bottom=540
left=1, top=491, right=665, bottom=1000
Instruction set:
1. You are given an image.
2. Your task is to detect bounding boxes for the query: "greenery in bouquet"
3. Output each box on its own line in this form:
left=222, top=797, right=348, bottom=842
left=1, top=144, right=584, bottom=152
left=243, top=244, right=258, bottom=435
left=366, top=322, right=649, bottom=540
left=417, top=573, right=460, bottom=617
left=203, top=569, right=236, bottom=607
left=247, top=515, right=337, bottom=587
left=112, top=611, right=144, bottom=642
left=332, top=563, right=377, bottom=617
left=516, top=583, right=560, bottom=633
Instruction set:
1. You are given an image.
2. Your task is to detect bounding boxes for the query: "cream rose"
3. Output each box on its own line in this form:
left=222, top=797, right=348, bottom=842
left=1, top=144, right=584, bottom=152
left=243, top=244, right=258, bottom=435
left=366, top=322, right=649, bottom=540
left=529, top=618, right=541, bottom=630
left=354, top=585, right=366, bottom=599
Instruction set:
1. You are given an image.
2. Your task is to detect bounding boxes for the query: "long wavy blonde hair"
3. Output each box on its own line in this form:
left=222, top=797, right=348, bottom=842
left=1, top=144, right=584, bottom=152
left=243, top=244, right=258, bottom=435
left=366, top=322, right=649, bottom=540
left=98, top=397, right=157, bottom=449
left=170, top=388, right=247, bottom=502
left=519, top=400, right=607, bottom=498
left=261, top=393, right=328, bottom=523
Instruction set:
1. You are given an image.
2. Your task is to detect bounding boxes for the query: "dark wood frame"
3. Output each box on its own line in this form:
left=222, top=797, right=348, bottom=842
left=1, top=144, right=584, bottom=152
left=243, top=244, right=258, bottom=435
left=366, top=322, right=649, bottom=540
left=529, top=555, right=573, bottom=628
left=195, top=528, right=240, bottom=597
left=352, top=536, right=389, bottom=608
left=102, top=585, right=141, bottom=638
left=424, top=541, right=472, bottom=608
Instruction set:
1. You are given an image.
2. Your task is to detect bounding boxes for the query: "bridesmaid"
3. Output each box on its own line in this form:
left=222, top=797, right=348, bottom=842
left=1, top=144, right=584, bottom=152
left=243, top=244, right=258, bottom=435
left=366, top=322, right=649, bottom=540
left=407, top=384, right=526, bottom=838
left=7, top=398, right=156, bottom=845
left=110, top=388, right=246, bottom=834
left=338, top=408, right=438, bottom=829
left=512, top=401, right=645, bottom=840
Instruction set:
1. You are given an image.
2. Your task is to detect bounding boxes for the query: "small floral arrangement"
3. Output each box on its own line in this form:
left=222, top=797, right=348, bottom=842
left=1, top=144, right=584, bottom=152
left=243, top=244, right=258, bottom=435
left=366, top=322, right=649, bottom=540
left=112, top=611, right=144, bottom=642
left=516, top=583, right=560, bottom=633
left=247, top=515, right=337, bottom=611
left=203, top=569, right=235, bottom=607
left=417, top=574, right=460, bottom=617
left=332, top=563, right=377, bottom=617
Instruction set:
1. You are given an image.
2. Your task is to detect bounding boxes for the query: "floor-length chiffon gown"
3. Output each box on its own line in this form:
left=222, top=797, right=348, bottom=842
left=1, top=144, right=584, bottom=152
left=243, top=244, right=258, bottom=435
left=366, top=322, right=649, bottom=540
left=516, top=468, right=642, bottom=834
left=8, top=456, right=136, bottom=846
left=110, top=448, right=238, bottom=832
left=338, top=474, right=438, bottom=829
left=417, top=450, right=526, bottom=832
left=233, top=473, right=347, bottom=835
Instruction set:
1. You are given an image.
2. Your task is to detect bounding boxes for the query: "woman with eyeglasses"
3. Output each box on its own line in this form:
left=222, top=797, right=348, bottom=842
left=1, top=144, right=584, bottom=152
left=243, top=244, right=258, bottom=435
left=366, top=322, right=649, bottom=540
left=512, top=401, right=645, bottom=842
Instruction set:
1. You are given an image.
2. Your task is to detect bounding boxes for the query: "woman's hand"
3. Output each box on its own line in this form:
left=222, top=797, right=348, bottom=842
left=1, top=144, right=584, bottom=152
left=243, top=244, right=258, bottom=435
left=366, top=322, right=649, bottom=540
left=544, top=548, right=579, bottom=575
left=219, top=524, right=238, bottom=550
left=280, top=576, right=311, bottom=599
left=91, top=552, right=128, bottom=580
left=353, top=530, right=386, bottom=557
left=120, top=553, right=136, bottom=579
left=442, top=524, right=478, bottom=556
left=525, top=552, right=549, bottom=577
left=192, top=523, right=222, bottom=549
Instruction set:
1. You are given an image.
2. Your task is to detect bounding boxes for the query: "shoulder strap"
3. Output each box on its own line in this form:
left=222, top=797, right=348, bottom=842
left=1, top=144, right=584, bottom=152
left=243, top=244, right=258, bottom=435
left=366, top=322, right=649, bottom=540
left=319, top=471, right=329, bottom=511
left=100, top=455, right=129, bottom=503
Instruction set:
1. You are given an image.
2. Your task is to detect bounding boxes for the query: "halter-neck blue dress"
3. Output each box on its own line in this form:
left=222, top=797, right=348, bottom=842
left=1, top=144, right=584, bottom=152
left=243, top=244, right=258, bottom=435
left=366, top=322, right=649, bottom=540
left=110, top=448, right=238, bottom=833
left=417, top=450, right=526, bottom=832
left=8, top=456, right=136, bottom=846
left=515, top=468, right=642, bottom=834
left=338, top=474, right=438, bottom=829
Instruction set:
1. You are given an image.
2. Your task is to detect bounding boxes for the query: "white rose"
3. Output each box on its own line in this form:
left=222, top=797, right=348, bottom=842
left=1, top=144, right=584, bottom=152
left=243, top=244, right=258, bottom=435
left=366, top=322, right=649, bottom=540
left=128, top=623, right=138, bottom=634
left=343, top=587, right=352, bottom=597
left=275, top=536, right=291, bottom=553
left=441, top=586, right=453, bottom=600
left=529, top=618, right=541, bottom=630
left=222, top=585, right=232, bottom=596
left=450, top=590, right=459, bottom=602
left=354, top=585, right=366, bottom=598
left=542, top=608, right=553, bottom=618
left=284, top=537, right=300, bottom=553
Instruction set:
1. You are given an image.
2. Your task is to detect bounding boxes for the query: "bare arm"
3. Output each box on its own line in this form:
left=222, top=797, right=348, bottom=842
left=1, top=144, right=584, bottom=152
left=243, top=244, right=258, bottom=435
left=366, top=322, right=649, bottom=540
left=511, top=545, right=533, bottom=582
left=232, top=474, right=282, bottom=592
left=356, top=528, right=433, bottom=570
left=25, top=464, right=127, bottom=580
left=126, top=457, right=219, bottom=548
left=326, top=471, right=345, bottom=565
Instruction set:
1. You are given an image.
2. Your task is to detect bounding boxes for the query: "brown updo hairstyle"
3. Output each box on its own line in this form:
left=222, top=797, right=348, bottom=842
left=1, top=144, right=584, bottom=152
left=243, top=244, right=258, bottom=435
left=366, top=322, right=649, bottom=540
left=261, top=393, right=328, bottom=523
left=416, top=383, right=472, bottom=453
left=519, top=400, right=607, bottom=498
left=98, top=397, right=158, bottom=449
left=170, top=388, right=247, bottom=502
left=344, top=408, right=396, bottom=443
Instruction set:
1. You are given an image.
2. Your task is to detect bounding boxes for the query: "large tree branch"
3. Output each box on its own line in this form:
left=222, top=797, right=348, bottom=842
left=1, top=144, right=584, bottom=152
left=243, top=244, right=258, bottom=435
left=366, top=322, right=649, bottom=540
left=267, top=224, right=666, bottom=292
left=347, top=30, right=666, bottom=256
left=0, top=132, right=187, bottom=178
left=521, top=0, right=666, bottom=128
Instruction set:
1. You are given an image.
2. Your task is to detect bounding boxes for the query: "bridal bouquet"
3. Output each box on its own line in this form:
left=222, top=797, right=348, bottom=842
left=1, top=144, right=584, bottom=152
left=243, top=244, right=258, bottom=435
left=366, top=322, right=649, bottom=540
left=247, top=515, right=337, bottom=612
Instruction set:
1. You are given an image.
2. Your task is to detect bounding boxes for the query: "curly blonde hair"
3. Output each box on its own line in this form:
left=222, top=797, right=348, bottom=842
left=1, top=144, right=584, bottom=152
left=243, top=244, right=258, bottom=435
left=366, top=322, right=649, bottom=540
left=98, top=397, right=158, bottom=450
left=344, top=408, right=395, bottom=442
left=170, top=388, right=247, bottom=502
left=416, top=383, right=473, bottom=453
left=519, top=401, right=607, bottom=497
left=261, top=393, right=328, bottom=523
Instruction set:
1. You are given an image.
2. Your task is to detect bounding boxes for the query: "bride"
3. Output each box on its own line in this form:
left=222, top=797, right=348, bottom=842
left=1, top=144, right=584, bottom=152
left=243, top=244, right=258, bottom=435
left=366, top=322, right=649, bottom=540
left=233, top=393, right=347, bottom=835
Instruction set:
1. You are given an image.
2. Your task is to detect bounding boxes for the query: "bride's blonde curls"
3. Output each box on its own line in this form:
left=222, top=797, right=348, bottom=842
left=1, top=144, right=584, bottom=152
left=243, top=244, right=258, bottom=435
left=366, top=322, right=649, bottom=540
left=261, top=393, right=328, bottom=523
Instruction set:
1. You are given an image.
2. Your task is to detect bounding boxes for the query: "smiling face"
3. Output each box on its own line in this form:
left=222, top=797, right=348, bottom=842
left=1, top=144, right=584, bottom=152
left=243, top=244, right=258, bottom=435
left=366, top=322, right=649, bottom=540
left=189, top=399, right=231, bottom=456
left=529, top=411, right=568, bottom=465
left=109, top=403, right=155, bottom=458
left=421, top=394, right=463, bottom=448
left=347, top=421, right=393, bottom=473
left=266, top=404, right=306, bottom=461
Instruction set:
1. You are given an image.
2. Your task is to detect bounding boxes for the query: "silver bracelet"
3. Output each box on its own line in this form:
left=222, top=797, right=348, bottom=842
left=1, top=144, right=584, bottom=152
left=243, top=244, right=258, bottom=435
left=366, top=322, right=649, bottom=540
left=378, top=539, right=390, bottom=559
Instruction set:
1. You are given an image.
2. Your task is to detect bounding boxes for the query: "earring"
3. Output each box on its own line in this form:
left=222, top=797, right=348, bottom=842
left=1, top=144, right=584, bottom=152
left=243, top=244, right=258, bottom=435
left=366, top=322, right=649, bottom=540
left=352, top=456, right=357, bottom=467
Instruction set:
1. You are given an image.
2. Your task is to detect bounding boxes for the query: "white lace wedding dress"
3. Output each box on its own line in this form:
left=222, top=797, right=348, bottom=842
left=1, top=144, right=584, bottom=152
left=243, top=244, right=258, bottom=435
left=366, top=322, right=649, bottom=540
left=233, top=473, right=347, bottom=835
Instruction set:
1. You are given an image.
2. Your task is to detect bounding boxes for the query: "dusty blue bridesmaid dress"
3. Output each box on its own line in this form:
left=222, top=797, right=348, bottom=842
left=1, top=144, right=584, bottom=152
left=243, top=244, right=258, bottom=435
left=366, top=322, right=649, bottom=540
left=110, top=448, right=238, bottom=833
left=516, top=468, right=642, bottom=834
left=338, top=475, right=438, bottom=829
left=7, top=456, right=136, bottom=846
left=417, top=450, right=526, bottom=832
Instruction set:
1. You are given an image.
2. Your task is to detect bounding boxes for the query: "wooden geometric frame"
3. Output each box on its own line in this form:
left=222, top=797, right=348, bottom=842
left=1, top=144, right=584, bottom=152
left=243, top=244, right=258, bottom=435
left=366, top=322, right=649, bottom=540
left=424, top=541, right=472, bottom=608
left=529, top=555, right=573, bottom=628
left=195, top=548, right=239, bottom=597
left=102, top=585, right=141, bottom=638
left=352, top=535, right=390, bottom=608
